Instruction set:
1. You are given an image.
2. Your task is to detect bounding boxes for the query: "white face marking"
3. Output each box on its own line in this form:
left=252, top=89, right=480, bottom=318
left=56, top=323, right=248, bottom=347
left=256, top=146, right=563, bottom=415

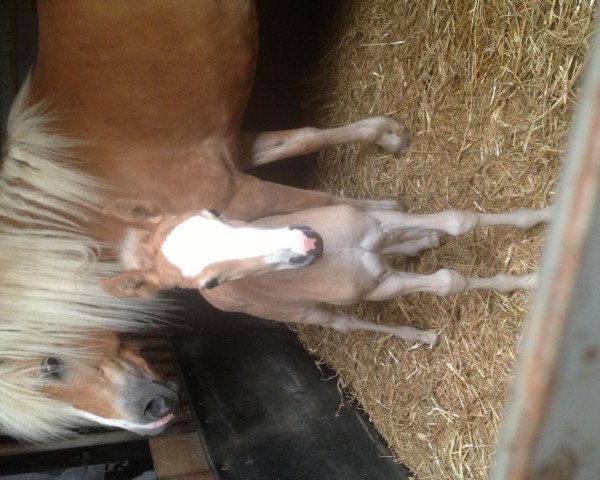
left=160, top=216, right=309, bottom=277
left=70, top=407, right=174, bottom=435
left=121, top=229, right=145, bottom=269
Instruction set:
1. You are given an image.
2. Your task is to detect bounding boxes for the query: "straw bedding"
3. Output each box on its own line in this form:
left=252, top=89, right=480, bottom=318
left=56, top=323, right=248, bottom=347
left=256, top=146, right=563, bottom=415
left=295, top=1, right=595, bottom=478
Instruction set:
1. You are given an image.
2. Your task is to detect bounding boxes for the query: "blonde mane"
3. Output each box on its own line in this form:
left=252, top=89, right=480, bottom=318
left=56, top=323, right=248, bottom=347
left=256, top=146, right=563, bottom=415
left=0, top=80, right=169, bottom=442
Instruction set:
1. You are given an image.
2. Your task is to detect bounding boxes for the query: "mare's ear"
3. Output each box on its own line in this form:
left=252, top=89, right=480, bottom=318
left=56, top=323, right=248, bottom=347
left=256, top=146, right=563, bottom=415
left=98, top=271, right=161, bottom=298
left=103, top=199, right=164, bottom=226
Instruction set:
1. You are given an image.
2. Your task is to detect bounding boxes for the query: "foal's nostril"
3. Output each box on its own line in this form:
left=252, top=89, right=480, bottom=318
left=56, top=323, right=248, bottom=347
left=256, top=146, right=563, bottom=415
left=144, top=396, right=173, bottom=419
left=290, top=255, right=310, bottom=265
left=306, top=231, right=323, bottom=258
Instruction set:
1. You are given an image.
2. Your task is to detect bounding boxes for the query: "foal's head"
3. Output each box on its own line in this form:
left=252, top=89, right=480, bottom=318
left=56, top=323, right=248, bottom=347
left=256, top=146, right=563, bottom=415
left=99, top=199, right=323, bottom=298
left=1, top=332, right=179, bottom=442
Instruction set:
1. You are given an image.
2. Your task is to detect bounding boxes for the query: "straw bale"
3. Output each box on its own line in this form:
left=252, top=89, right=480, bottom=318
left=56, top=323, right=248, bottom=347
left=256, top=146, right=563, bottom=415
left=296, top=1, right=595, bottom=478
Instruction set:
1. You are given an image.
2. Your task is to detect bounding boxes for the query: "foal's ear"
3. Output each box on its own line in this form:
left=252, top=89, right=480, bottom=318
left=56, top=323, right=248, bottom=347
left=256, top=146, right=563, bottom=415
left=98, top=271, right=161, bottom=299
left=103, top=199, right=164, bottom=226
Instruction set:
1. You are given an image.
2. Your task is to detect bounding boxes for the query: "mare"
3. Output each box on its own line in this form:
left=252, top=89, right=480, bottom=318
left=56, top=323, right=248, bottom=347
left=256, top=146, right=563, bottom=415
left=98, top=202, right=550, bottom=348
left=0, top=0, right=411, bottom=441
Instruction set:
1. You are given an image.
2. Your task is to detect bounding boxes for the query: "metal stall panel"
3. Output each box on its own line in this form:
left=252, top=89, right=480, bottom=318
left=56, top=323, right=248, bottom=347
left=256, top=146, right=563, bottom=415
left=492, top=13, right=600, bottom=480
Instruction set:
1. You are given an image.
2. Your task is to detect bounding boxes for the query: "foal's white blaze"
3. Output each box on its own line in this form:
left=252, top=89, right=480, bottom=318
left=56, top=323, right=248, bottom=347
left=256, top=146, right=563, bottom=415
left=161, top=216, right=312, bottom=277
left=121, top=229, right=145, bottom=270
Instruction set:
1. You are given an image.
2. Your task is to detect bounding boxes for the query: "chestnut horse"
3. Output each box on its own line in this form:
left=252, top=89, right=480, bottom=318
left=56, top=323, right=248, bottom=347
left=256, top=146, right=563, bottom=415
left=0, top=1, right=410, bottom=441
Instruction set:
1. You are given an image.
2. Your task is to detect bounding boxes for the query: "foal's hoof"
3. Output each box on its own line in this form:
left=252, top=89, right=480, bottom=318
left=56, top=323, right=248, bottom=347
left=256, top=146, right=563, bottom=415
left=522, top=272, right=539, bottom=290
left=420, top=330, right=439, bottom=348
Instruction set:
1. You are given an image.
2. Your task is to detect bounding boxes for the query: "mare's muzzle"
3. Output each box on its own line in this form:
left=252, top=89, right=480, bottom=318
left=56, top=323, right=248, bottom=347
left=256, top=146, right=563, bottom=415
left=122, top=375, right=180, bottom=425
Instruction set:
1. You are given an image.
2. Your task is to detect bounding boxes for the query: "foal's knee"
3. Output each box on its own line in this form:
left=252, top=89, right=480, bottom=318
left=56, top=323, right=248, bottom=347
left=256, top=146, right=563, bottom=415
left=444, top=211, right=479, bottom=236
left=432, top=268, right=468, bottom=296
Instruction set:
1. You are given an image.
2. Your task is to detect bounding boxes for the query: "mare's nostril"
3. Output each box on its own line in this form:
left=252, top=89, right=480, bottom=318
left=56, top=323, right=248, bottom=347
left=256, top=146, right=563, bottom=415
left=151, top=379, right=181, bottom=394
left=165, top=381, right=180, bottom=394
left=144, top=396, right=172, bottom=419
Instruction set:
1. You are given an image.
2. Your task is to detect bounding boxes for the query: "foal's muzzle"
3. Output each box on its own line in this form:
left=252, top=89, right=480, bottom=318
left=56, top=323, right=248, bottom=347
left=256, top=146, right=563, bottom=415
left=289, top=225, right=323, bottom=266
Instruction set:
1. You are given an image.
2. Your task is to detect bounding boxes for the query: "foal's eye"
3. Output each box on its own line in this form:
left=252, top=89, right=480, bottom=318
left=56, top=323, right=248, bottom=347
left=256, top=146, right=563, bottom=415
left=41, top=357, right=64, bottom=380
left=204, top=208, right=222, bottom=218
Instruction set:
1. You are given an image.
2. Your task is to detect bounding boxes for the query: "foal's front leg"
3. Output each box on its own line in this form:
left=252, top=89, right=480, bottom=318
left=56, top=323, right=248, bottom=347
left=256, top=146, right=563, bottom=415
left=367, top=207, right=552, bottom=247
left=240, top=116, right=409, bottom=169
left=362, top=208, right=549, bottom=300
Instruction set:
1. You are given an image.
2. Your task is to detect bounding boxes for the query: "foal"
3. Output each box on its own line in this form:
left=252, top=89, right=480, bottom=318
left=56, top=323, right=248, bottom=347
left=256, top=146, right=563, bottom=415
left=100, top=201, right=550, bottom=347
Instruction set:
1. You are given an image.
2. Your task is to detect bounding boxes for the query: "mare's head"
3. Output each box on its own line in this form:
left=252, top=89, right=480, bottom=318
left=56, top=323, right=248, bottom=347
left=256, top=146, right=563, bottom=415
left=98, top=199, right=323, bottom=298
left=1, top=332, right=179, bottom=442
left=0, top=79, right=178, bottom=442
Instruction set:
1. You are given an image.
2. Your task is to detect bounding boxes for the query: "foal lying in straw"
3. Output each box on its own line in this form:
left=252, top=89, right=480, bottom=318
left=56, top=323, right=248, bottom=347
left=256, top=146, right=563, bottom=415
left=100, top=200, right=550, bottom=347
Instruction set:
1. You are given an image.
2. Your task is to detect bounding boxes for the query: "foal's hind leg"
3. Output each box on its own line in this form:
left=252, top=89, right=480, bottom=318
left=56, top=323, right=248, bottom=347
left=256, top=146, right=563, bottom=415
left=364, top=269, right=537, bottom=302
left=296, top=306, right=438, bottom=347
left=240, top=116, right=409, bottom=168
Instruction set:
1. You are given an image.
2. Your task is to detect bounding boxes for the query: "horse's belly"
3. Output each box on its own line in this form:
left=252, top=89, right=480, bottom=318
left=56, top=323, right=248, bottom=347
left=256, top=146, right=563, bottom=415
left=31, top=0, right=257, bottom=145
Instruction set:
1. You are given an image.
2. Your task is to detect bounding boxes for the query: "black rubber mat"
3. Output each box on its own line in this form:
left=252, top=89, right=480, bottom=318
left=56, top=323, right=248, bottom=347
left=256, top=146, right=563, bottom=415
left=172, top=304, right=412, bottom=480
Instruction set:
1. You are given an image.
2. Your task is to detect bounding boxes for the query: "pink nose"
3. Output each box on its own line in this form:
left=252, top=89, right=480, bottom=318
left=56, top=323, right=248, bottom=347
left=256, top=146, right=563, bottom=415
left=290, top=225, right=323, bottom=263
left=303, top=235, right=318, bottom=253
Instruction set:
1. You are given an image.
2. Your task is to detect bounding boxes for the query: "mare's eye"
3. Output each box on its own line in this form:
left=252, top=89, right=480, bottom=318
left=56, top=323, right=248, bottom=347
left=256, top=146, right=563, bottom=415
left=41, top=357, right=64, bottom=380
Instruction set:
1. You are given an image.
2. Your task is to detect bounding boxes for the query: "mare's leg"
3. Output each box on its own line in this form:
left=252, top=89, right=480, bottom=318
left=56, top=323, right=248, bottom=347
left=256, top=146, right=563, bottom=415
left=367, top=207, right=551, bottom=247
left=227, top=174, right=399, bottom=220
left=294, top=306, right=438, bottom=347
left=364, top=269, right=537, bottom=301
left=240, top=116, right=409, bottom=168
